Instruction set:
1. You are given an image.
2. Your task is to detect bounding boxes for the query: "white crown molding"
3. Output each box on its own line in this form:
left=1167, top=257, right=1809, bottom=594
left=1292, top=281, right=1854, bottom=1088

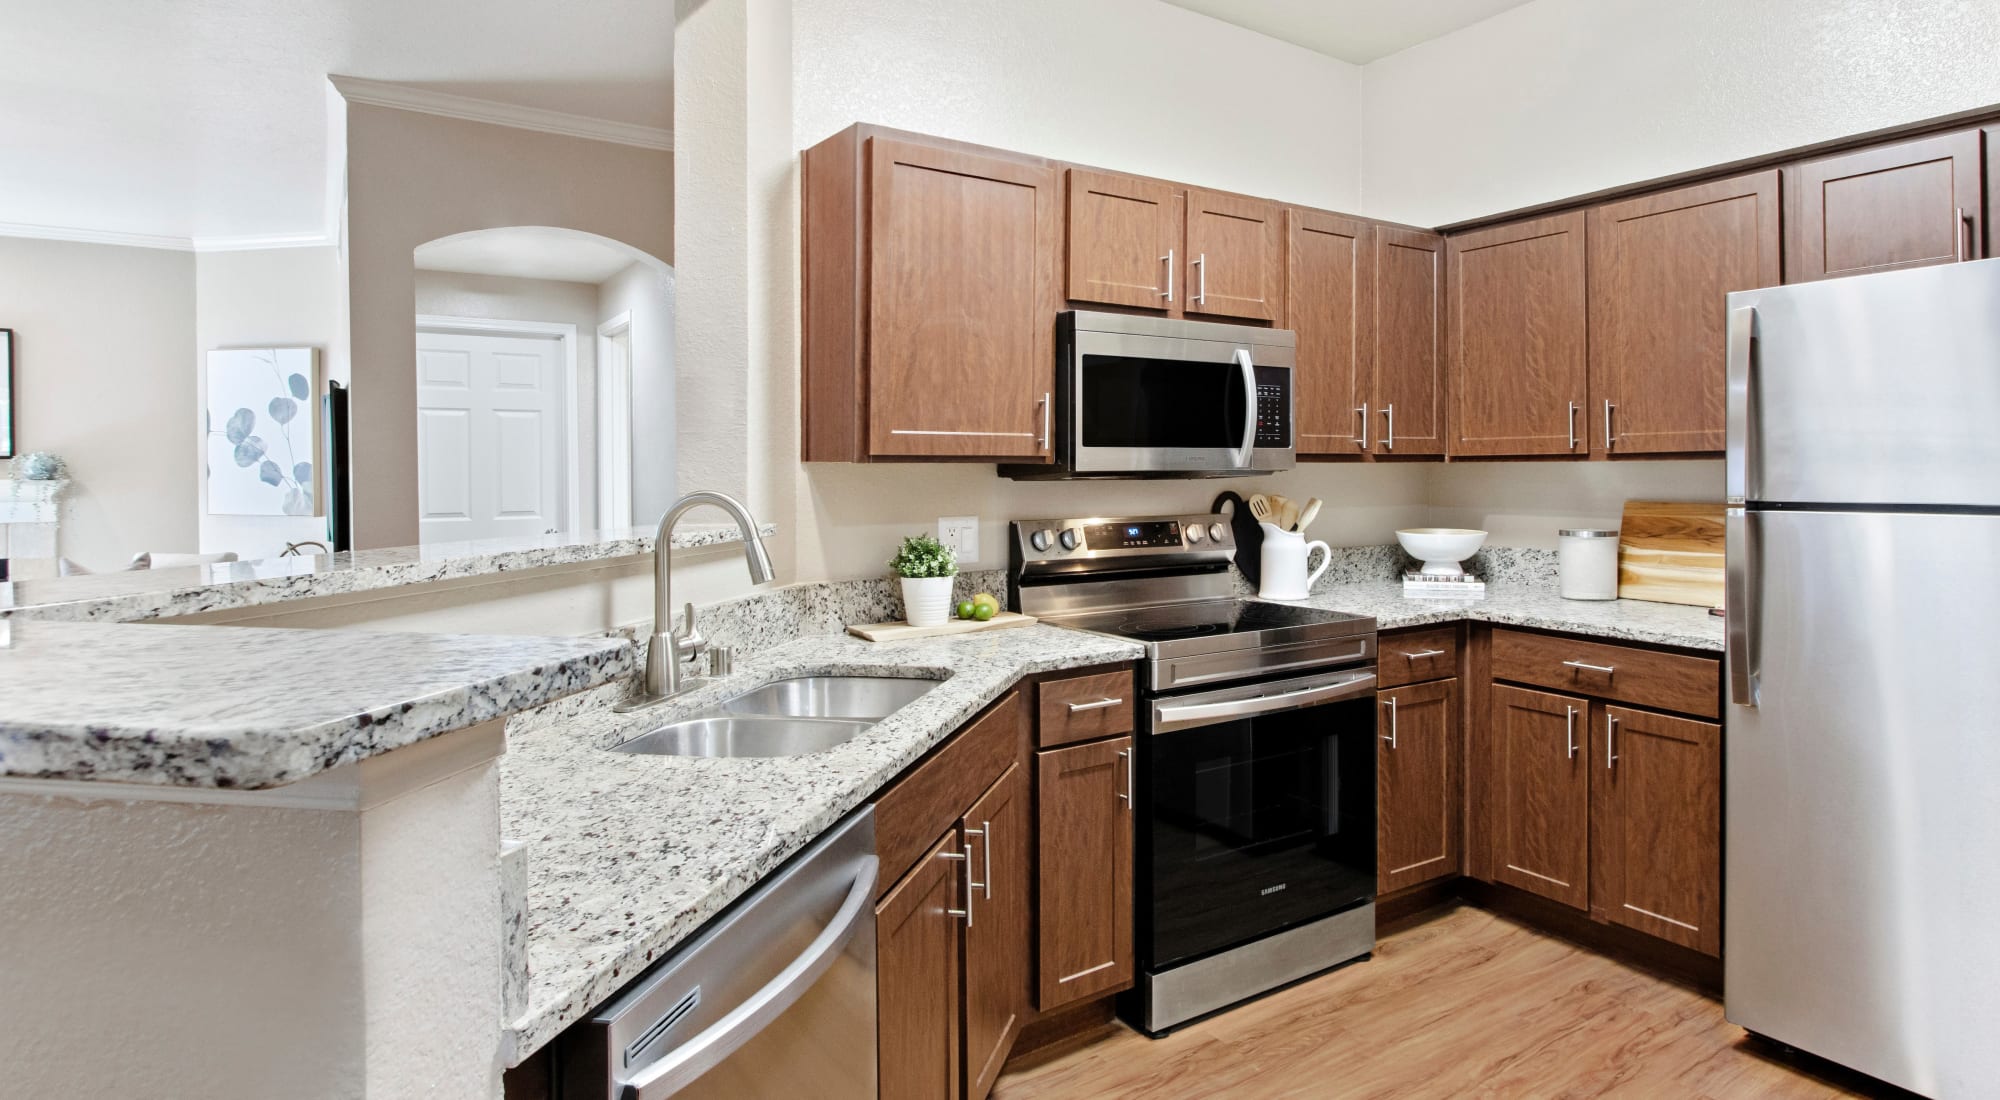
left=329, top=75, right=673, bottom=151
left=0, top=220, right=193, bottom=251
left=192, top=232, right=336, bottom=253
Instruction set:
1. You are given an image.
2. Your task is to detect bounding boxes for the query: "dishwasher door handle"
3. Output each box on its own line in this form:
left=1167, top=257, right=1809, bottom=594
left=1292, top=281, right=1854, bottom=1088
left=619, top=854, right=879, bottom=1100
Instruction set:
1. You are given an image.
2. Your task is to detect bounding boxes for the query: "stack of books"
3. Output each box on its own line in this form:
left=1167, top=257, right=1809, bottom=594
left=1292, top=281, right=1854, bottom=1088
left=1402, top=571, right=1486, bottom=599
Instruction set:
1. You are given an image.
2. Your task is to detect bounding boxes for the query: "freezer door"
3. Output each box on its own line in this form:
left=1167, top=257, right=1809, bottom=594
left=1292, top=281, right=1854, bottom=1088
left=1726, top=258, right=2000, bottom=508
left=1725, top=509, right=2000, bottom=1096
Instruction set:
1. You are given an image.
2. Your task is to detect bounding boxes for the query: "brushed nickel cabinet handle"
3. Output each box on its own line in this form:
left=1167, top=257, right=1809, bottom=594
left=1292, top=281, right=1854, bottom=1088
left=1116, top=748, right=1133, bottom=807
left=1162, top=249, right=1175, bottom=301
left=1382, top=696, right=1399, bottom=749
left=1604, top=399, right=1617, bottom=448
left=1355, top=402, right=1370, bottom=449
left=1192, top=253, right=1207, bottom=305
left=1562, top=659, right=1617, bottom=675
left=1606, top=713, right=1620, bottom=771
left=940, top=843, right=973, bottom=925
left=1067, top=697, right=1123, bottom=712
left=964, top=822, right=992, bottom=900
left=1565, top=705, right=1578, bottom=759
left=1567, top=401, right=1579, bottom=450
left=1957, top=207, right=1968, bottom=262
left=1036, top=392, right=1051, bottom=452
left=1382, top=404, right=1396, bottom=450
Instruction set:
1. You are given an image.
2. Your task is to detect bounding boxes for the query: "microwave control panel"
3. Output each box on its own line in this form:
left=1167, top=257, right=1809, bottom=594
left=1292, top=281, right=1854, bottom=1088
left=1255, top=366, right=1291, bottom=447
left=1012, top=514, right=1234, bottom=562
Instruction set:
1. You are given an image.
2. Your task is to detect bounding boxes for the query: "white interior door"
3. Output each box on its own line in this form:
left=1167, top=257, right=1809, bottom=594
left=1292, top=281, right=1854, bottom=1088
left=416, top=329, right=565, bottom=545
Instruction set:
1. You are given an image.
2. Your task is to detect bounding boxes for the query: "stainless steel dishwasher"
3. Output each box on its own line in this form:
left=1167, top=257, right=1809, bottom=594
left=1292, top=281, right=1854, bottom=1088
left=557, top=807, right=878, bottom=1099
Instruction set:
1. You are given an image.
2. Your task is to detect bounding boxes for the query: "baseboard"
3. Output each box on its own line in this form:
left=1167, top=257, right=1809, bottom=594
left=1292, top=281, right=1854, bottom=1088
left=1457, top=878, right=1724, bottom=994
left=1004, top=996, right=1123, bottom=1072
left=1375, top=878, right=1461, bottom=933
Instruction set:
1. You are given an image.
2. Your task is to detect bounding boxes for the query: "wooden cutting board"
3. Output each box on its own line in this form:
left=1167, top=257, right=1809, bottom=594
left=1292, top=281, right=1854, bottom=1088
left=848, top=611, right=1038, bottom=642
left=1617, top=501, right=1726, bottom=608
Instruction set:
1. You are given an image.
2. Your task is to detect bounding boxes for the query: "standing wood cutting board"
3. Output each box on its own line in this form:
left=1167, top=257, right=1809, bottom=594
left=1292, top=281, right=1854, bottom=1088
left=1617, top=501, right=1726, bottom=608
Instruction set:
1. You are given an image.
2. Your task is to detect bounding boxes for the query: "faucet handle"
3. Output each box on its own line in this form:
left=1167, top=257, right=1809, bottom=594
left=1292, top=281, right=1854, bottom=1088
left=674, top=602, right=708, bottom=658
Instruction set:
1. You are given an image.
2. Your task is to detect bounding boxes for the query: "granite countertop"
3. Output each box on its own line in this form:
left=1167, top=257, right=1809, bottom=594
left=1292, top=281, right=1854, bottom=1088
left=0, top=620, right=632, bottom=788
left=498, top=623, right=1142, bottom=1060
left=1275, top=578, right=1725, bottom=651
left=0, top=523, right=777, bottom=624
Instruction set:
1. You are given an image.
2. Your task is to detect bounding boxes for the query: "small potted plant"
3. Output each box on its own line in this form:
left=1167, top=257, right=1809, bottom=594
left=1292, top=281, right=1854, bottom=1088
left=890, top=532, right=957, bottom=627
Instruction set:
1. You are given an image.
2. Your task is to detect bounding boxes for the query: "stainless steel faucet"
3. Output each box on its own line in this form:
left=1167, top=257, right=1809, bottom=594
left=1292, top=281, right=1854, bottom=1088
left=618, top=490, right=774, bottom=711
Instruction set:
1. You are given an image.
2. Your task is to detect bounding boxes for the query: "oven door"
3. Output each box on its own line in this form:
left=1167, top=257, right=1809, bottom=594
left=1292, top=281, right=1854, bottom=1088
left=1068, top=321, right=1294, bottom=475
left=1140, top=667, right=1377, bottom=971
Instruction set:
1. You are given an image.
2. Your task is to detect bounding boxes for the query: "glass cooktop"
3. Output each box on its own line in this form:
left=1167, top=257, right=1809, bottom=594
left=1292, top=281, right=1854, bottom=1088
left=1057, top=599, right=1371, bottom=645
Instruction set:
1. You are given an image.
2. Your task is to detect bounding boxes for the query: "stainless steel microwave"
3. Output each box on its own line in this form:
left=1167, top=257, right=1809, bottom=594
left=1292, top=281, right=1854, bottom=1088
left=1003, top=311, right=1295, bottom=480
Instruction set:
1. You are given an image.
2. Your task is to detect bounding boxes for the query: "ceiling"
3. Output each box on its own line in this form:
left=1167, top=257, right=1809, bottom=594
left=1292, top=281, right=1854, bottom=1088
left=1, top=0, right=674, bottom=247
left=1159, top=0, right=1536, bottom=64
left=414, top=228, right=652, bottom=284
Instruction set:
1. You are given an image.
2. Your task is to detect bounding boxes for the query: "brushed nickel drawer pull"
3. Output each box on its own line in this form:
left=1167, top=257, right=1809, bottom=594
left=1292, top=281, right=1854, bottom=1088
left=1562, top=659, right=1617, bottom=675
left=1565, top=705, right=1578, bottom=759
left=940, top=844, right=973, bottom=925
left=1067, top=697, right=1124, bottom=712
left=1382, top=696, right=1398, bottom=749
left=1401, top=649, right=1446, bottom=660
left=1116, top=748, right=1133, bottom=807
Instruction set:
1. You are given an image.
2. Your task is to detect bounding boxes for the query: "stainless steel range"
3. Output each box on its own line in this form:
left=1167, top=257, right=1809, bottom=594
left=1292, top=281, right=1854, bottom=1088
left=1011, top=513, right=1380, bottom=1035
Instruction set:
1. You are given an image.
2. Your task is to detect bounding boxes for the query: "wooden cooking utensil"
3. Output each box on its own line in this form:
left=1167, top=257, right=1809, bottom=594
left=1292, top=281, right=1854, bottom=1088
left=1295, top=498, right=1322, bottom=533
left=1277, top=497, right=1301, bottom=532
left=1247, top=494, right=1275, bottom=523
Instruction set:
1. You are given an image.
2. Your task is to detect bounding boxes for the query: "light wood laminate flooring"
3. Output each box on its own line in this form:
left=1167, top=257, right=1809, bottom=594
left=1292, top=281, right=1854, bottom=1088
left=995, top=904, right=1908, bottom=1099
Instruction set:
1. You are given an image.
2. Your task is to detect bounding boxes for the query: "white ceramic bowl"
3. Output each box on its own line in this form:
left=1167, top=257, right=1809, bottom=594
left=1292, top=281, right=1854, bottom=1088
left=1396, top=528, right=1488, bottom=577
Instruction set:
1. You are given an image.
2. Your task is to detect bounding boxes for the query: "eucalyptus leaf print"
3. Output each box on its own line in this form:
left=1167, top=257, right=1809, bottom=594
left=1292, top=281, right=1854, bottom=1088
left=293, top=461, right=312, bottom=485
left=206, top=347, right=321, bottom=517
left=233, top=435, right=266, bottom=467
left=258, top=459, right=284, bottom=486
left=268, top=396, right=298, bottom=424
left=282, top=486, right=312, bottom=516
left=225, top=407, right=255, bottom=445
left=288, top=373, right=309, bottom=400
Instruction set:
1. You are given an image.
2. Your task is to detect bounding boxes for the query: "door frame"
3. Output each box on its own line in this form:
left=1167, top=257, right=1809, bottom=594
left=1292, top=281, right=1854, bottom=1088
left=414, top=314, right=582, bottom=537
left=595, top=311, right=634, bottom=531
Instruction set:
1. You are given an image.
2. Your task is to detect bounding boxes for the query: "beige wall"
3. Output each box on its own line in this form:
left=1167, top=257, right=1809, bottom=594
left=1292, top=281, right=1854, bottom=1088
left=597, top=261, right=677, bottom=522
left=343, top=102, right=673, bottom=549
left=195, top=245, right=346, bottom=560
left=0, top=236, right=195, bottom=571
left=415, top=270, right=604, bottom=530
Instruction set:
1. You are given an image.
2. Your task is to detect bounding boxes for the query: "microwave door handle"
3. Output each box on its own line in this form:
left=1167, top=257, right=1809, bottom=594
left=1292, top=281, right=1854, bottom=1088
left=1232, top=348, right=1257, bottom=468
left=1154, top=671, right=1377, bottom=728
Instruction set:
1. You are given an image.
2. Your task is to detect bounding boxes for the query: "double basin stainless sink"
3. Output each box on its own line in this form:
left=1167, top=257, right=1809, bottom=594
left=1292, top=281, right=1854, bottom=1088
left=611, top=675, right=939, bottom=758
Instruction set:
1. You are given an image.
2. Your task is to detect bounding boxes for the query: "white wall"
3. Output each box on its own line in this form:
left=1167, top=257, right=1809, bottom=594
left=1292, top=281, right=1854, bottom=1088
left=597, top=261, right=677, bottom=523
left=415, top=270, right=603, bottom=531
left=195, top=245, right=346, bottom=559
left=1360, top=0, right=2000, bottom=228
left=0, top=236, right=195, bottom=571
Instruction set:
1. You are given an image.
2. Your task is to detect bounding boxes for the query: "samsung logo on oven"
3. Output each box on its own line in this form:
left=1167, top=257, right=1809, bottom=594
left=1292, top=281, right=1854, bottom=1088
left=1260, top=883, right=1288, bottom=896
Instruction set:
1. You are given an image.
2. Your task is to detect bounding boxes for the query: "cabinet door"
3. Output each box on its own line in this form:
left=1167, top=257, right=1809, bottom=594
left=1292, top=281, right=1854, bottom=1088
left=1285, top=209, right=1369, bottom=455
left=1066, top=169, right=1180, bottom=311
left=1489, top=684, right=1590, bottom=909
left=877, top=832, right=963, bottom=1100
left=1370, top=227, right=1447, bottom=456
left=1593, top=705, right=1722, bottom=956
left=1446, top=212, right=1587, bottom=456
left=868, top=137, right=1058, bottom=459
left=1787, top=129, right=1984, bottom=282
left=961, top=765, right=1030, bottom=1100
left=1587, top=171, right=1780, bottom=456
left=1377, top=678, right=1459, bottom=894
left=1185, top=189, right=1283, bottom=322
left=1036, top=736, right=1134, bottom=1010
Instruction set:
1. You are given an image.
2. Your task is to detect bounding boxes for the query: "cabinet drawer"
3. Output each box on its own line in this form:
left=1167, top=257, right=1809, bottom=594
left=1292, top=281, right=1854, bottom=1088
left=1038, top=669, right=1136, bottom=748
left=876, top=691, right=1024, bottom=896
left=1377, top=626, right=1459, bottom=687
left=1491, top=629, right=1719, bottom=719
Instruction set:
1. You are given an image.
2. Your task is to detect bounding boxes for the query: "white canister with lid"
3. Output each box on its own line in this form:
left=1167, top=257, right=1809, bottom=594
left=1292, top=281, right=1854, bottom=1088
left=1558, top=529, right=1621, bottom=600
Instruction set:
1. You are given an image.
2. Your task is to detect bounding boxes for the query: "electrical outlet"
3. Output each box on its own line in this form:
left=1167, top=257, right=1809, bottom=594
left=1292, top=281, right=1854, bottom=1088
left=937, top=515, right=980, bottom=564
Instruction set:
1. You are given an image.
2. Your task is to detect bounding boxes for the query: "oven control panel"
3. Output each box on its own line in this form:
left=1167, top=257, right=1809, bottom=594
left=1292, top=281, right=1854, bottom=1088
left=1012, top=513, right=1234, bottom=564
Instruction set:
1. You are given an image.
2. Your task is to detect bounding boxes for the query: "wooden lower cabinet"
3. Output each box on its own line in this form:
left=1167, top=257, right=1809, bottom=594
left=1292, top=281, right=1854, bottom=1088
left=1035, top=735, right=1135, bottom=1010
left=876, top=831, right=964, bottom=1100
left=1592, top=704, right=1723, bottom=956
left=1489, top=684, right=1591, bottom=910
left=1377, top=678, right=1459, bottom=894
left=961, top=765, right=1031, bottom=1100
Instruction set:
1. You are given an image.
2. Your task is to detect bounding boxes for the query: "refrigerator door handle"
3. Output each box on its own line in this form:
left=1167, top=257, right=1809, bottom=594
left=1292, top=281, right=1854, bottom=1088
left=1725, top=305, right=1758, bottom=504
left=1727, top=506, right=1759, bottom=707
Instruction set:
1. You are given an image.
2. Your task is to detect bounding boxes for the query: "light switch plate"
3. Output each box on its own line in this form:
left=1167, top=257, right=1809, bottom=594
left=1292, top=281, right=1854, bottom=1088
left=937, top=515, right=979, bottom=565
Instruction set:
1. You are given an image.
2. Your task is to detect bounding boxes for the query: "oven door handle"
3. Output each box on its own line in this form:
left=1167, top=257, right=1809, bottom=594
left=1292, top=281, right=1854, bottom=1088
left=1153, top=670, right=1377, bottom=730
left=1232, top=347, right=1258, bottom=468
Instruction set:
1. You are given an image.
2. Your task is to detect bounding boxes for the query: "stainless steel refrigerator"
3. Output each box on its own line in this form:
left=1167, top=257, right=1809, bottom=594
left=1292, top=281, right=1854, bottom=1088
left=1724, top=258, right=2000, bottom=1098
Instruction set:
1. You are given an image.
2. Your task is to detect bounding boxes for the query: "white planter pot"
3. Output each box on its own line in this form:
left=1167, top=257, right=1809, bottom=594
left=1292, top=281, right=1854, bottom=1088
left=899, top=575, right=955, bottom=627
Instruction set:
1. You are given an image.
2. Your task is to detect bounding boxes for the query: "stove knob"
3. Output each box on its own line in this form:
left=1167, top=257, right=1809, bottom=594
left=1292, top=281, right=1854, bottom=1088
left=1029, top=528, right=1053, bottom=552
left=1208, top=522, right=1227, bottom=542
left=1186, top=524, right=1206, bottom=543
left=1059, top=528, right=1081, bottom=551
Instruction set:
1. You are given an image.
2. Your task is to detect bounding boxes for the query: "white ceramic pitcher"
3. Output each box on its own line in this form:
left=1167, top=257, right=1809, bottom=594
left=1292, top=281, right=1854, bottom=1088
left=1257, top=522, right=1332, bottom=600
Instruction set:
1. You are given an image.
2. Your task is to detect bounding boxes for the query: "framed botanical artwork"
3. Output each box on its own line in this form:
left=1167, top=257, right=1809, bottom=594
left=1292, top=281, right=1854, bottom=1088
left=205, top=347, right=321, bottom=516
left=1, top=328, right=13, bottom=459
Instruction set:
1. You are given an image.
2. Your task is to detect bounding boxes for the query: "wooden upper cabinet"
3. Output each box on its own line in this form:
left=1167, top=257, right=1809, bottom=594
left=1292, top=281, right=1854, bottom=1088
left=1787, top=128, right=1985, bottom=282
left=866, top=136, right=1057, bottom=460
left=1592, top=705, right=1722, bottom=957
left=1036, top=735, right=1134, bottom=1011
left=1370, top=227, right=1447, bottom=456
left=1446, top=212, right=1588, bottom=457
left=1587, top=171, right=1780, bottom=456
left=1286, top=209, right=1369, bottom=455
left=1184, top=189, right=1283, bottom=323
left=1378, top=678, right=1460, bottom=895
left=961, top=765, right=1031, bottom=1100
left=1489, top=684, right=1590, bottom=910
left=1066, top=169, right=1180, bottom=311
left=876, top=831, right=963, bottom=1100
